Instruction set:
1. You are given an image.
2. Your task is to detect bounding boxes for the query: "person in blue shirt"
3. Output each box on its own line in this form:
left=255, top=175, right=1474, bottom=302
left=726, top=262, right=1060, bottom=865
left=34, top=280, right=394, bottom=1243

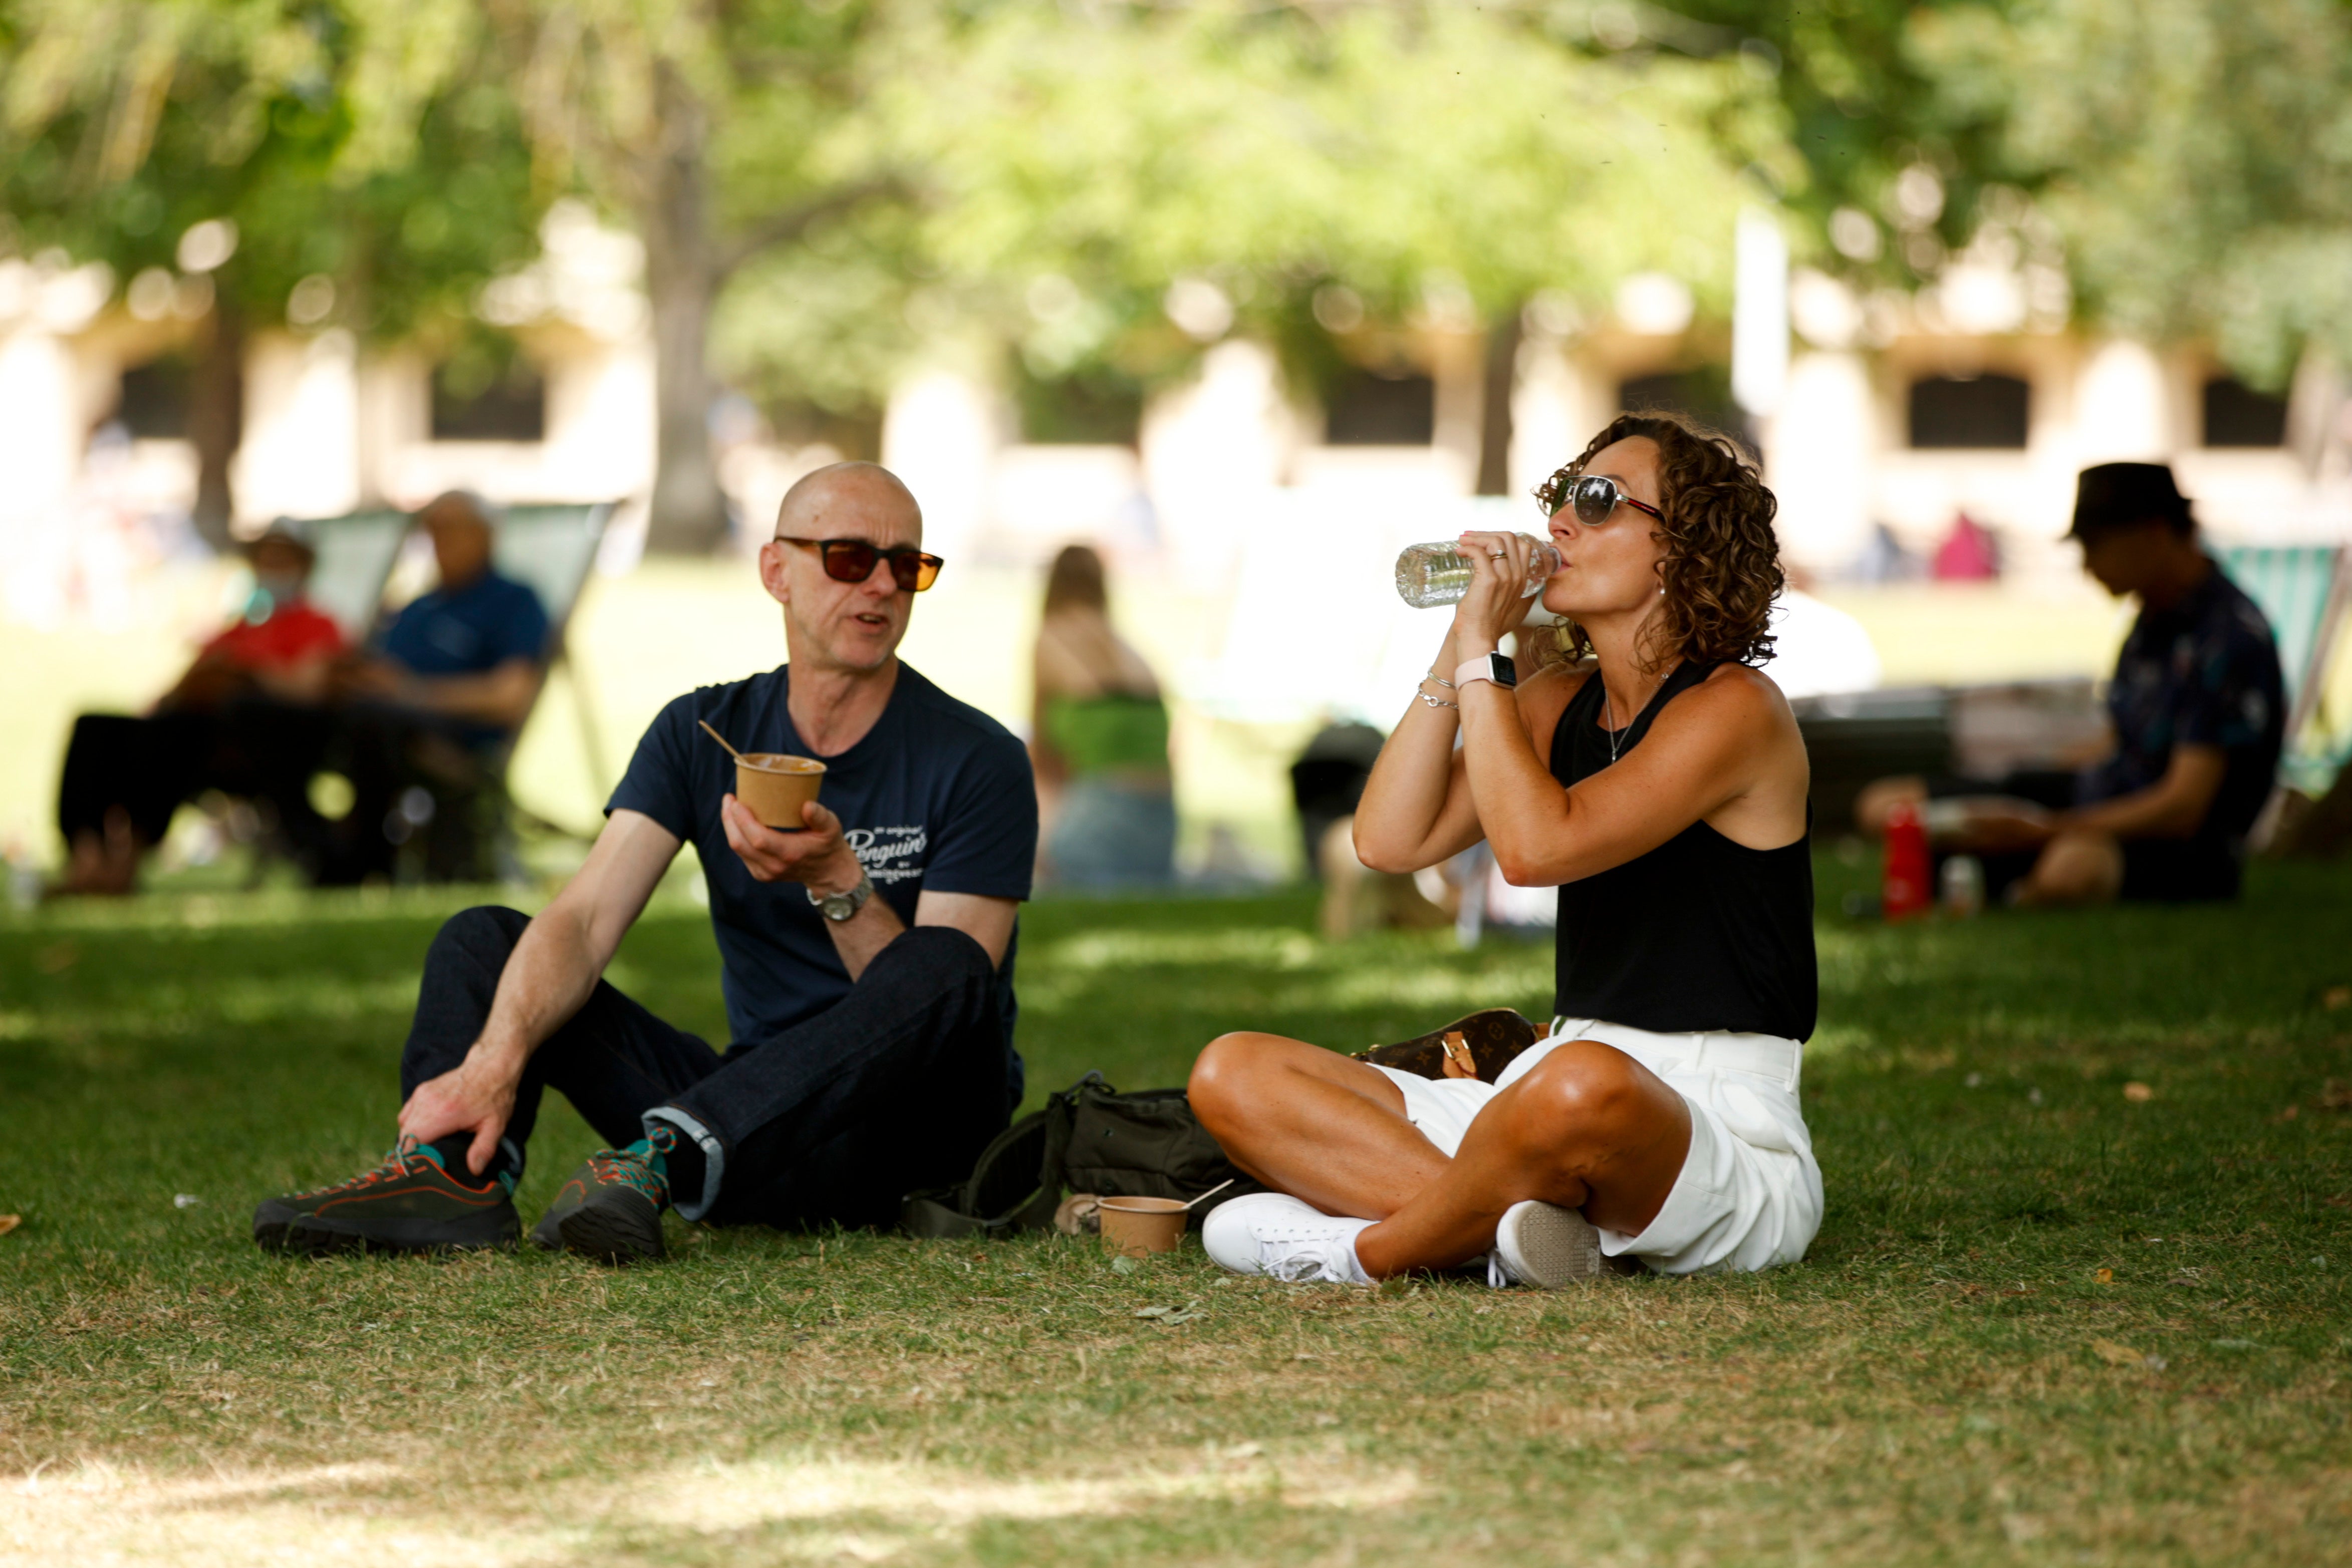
left=1861, top=462, right=2285, bottom=904
left=312, top=491, right=549, bottom=882
left=253, top=463, right=1038, bottom=1263
left=344, top=489, right=549, bottom=742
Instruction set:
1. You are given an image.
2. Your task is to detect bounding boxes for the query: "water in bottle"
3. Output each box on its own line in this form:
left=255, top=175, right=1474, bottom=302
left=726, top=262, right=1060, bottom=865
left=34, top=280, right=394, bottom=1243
left=1394, top=537, right=1562, bottom=608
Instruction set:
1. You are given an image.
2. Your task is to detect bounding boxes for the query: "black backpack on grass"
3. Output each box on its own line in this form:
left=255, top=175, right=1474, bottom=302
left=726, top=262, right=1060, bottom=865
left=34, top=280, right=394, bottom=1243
left=900, top=1072, right=1261, bottom=1239
left=897, top=1008, right=1541, bottom=1240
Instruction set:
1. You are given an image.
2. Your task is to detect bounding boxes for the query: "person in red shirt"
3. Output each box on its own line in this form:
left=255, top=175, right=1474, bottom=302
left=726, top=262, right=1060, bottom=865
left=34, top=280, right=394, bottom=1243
left=50, top=523, right=348, bottom=896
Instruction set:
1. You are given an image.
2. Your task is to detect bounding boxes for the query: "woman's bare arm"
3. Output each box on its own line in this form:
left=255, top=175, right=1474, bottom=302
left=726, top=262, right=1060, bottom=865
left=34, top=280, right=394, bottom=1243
left=1353, top=654, right=1582, bottom=875
left=1464, top=664, right=1804, bottom=885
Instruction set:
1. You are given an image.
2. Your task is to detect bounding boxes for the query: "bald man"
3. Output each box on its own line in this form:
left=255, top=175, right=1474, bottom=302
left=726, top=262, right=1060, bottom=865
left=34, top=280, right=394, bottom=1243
left=253, top=464, right=1037, bottom=1262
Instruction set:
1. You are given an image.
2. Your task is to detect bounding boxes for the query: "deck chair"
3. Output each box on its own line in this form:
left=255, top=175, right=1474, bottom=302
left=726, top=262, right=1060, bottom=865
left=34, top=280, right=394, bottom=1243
left=220, top=510, right=409, bottom=885
left=425, top=500, right=615, bottom=877
left=295, top=509, right=410, bottom=647
left=499, top=500, right=616, bottom=808
left=2215, top=544, right=2352, bottom=840
left=279, top=501, right=614, bottom=885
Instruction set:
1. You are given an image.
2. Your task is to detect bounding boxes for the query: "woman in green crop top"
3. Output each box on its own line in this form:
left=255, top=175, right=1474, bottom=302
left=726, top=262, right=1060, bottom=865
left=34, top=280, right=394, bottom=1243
left=1032, top=545, right=1176, bottom=887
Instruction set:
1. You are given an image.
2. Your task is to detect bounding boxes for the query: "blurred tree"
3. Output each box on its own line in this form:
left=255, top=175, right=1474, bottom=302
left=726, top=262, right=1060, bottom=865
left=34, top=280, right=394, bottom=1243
left=1668, top=0, right=2352, bottom=396
left=1910, top=0, right=2352, bottom=391
left=872, top=1, right=1790, bottom=487
left=1662, top=0, right=2021, bottom=283
left=0, top=0, right=546, bottom=547
left=480, top=0, right=901, bottom=554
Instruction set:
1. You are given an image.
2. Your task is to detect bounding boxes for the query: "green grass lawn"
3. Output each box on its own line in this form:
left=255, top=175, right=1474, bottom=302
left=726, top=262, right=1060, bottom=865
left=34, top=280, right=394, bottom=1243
left=3, top=863, right=2349, bottom=1565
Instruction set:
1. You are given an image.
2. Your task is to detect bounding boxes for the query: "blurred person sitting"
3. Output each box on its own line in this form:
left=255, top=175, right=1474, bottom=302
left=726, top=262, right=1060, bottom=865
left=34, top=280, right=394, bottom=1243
left=1030, top=543, right=1176, bottom=888
left=312, top=490, right=549, bottom=883
left=252, top=463, right=1036, bottom=1263
left=1857, top=463, right=2284, bottom=905
left=48, top=521, right=346, bottom=896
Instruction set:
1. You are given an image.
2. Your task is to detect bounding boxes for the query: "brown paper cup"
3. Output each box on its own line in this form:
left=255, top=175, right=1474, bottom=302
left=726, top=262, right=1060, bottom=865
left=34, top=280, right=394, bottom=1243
left=1098, top=1196, right=1187, bottom=1258
left=735, top=753, right=825, bottom=830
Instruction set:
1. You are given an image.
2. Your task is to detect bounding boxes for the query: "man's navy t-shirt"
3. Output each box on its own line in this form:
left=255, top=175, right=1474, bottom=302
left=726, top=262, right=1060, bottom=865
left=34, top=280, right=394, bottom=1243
left=378, top=571, right=550, bottom=749
left=380, top=571, right=549, bottom=676
left=606, top=662, right=1036, bottom=1095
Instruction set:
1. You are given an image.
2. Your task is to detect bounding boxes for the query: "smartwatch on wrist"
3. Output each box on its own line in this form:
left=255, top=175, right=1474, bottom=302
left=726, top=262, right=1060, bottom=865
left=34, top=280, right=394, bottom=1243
left=808, top=868, right=875, bottom=922
left=1453, top=651, right=1518, bottom=691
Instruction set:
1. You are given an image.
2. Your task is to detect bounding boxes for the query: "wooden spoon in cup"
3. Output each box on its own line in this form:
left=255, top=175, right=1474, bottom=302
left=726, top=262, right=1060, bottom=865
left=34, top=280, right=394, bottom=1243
left=698, top=719, right=746, bottom=761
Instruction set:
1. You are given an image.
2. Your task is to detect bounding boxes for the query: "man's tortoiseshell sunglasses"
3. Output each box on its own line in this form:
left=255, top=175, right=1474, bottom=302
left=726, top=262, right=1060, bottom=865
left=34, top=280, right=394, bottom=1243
left=775, top=537, right=944, bottom=593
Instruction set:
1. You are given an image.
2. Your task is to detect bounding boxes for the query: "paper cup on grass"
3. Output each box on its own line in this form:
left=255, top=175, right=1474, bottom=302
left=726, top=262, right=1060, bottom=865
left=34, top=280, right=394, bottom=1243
left=1098, top=1196, right=1187, bottom=1258
left=735, top=753, right=825, bottom=830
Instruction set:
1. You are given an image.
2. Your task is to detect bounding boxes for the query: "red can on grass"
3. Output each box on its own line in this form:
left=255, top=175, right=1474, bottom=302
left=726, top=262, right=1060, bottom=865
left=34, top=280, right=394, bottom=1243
left=1882, top=800, right=1932, bottom=921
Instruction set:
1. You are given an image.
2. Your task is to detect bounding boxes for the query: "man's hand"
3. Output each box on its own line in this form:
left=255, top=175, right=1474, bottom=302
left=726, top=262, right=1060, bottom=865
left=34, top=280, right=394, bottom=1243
left=1935, top=798, right=2058, bottom=854
left=397, top=1054, right=521, bottom=1177
left=720, top=794, right=865, bottom=892
left=155, top=652, right=247, bottom=714
left=331, top=656, right=407, bottom=701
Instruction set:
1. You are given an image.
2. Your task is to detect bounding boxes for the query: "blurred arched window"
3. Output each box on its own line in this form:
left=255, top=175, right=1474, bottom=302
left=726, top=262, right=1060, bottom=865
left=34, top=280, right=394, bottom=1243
left=1015, top=363, right=1143, bottom=445
left=1325, top=366, right=1434, bottom=445
left=1616, top=368, right=1753, bottom=452
left=2200, top=377, right=2287, bottom=448
left=117, top=356, right=193, bottom=439
left=431, top=336, right=546, bottom=443
left=1908, top=374, right=2029, bottom=449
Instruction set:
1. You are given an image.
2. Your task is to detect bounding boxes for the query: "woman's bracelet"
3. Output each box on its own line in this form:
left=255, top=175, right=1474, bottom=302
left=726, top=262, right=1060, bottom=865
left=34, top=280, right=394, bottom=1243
left=1423, top=667, right=1457, bottom=689
left=1415, top=690, right=1458, bottom=710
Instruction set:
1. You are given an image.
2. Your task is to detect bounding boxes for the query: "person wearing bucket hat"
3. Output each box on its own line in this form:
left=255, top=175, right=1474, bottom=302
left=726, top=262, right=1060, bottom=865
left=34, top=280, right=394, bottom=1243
left=1857, top=460, right=2284, bottom=905
left=253, top=463, right=1036, bottom=1263
left=48, top=519, right=349, bottom=897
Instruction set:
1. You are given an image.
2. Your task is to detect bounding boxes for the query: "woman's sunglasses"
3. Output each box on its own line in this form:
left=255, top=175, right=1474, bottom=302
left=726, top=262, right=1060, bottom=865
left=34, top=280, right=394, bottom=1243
left=1535, top=469, right=1667, bottom=528
left=776, top=536, right=945, bottom=593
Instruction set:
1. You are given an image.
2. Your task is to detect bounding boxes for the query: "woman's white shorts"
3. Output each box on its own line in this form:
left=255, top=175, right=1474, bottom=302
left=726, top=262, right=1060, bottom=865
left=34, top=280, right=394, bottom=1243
left=1369, top=1016, right=1823, bottom=1275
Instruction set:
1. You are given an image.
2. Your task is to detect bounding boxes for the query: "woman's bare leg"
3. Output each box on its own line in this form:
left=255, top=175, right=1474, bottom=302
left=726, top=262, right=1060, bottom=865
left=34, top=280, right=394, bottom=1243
left=1353, top=1040, right=1691, bottom=1278
left=1189, top=1032, right=1449, bottom=1220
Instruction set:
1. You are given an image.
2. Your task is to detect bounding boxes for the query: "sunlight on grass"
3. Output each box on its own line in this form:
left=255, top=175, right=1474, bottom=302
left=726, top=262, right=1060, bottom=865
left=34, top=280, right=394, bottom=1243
left=1041, top=929, right=1323, bottom=972
left=0, top=1450, right=1420, bottom=1565
left=3, top=871, right=2349, bottom=1566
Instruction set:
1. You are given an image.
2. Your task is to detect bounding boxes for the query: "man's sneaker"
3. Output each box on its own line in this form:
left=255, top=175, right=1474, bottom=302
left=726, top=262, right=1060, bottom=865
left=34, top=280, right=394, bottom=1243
left=253, top=1140, right=518, bottom=1256
left=1487, top=1199, right=1613, bottom=1288
left=530, top=1127, right=674, bottom=1264
left=1201, top=1193, right=1373, bottom=1284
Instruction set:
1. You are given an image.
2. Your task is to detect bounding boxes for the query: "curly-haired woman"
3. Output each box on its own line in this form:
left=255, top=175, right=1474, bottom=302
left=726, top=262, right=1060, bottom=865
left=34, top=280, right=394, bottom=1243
left=1189, top=412, right=1820, bottom=1286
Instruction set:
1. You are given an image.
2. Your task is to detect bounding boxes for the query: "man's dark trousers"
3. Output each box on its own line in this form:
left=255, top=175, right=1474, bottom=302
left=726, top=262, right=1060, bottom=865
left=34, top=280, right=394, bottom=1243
left=399, top=907, right=1015, bottom=1229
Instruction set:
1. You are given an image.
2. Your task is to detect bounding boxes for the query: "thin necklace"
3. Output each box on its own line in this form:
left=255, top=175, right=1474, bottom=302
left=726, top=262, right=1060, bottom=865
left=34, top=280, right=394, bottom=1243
left=1603, top=684, right=1623, bottom=766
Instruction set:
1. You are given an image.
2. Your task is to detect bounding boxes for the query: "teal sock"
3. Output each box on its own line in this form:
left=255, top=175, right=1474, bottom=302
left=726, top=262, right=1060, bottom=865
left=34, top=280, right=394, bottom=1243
left=637, top=1123, right=695, bottom=1209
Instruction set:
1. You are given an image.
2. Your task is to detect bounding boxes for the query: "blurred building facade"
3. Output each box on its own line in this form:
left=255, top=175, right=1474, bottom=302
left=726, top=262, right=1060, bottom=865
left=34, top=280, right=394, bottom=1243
left=3, top=209, right=2345, bottom=617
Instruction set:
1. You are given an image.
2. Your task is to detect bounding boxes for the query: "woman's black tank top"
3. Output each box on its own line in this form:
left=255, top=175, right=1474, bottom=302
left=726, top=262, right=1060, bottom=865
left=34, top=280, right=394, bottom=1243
left=1549, top=660, right=1817, bottom=1040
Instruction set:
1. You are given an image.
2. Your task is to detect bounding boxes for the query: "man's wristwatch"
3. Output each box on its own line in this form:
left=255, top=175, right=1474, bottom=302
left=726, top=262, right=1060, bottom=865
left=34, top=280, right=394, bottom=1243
left=1453, top=651, right=1518, bottom=691
left=808, top=868, right=875, bottom=922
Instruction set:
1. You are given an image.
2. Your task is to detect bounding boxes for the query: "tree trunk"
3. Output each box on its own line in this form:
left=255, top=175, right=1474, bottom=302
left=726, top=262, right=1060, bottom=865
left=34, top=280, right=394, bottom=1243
left=187, top=294, right=244, bottom=549
left=1474, top=301, right=1525, bottom=497
left=638, top=64, right=731, bottom=556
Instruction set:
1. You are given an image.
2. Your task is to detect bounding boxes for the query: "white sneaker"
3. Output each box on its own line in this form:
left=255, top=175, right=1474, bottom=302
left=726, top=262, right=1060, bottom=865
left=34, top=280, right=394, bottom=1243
left=1201, top=1193, right=1373, bottom=1284
left=1487, top=1199, right=1609, bottom=1288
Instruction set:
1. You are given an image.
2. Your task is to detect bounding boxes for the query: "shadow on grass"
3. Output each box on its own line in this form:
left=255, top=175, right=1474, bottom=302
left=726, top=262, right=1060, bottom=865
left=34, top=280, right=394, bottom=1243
left=2, top=861, right=2348, bottom=1564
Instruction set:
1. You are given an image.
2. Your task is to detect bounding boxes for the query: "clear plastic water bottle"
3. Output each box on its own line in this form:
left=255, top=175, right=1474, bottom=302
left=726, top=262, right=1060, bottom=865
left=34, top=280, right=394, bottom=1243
left=1394, top=536, right=1562, bottom=608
